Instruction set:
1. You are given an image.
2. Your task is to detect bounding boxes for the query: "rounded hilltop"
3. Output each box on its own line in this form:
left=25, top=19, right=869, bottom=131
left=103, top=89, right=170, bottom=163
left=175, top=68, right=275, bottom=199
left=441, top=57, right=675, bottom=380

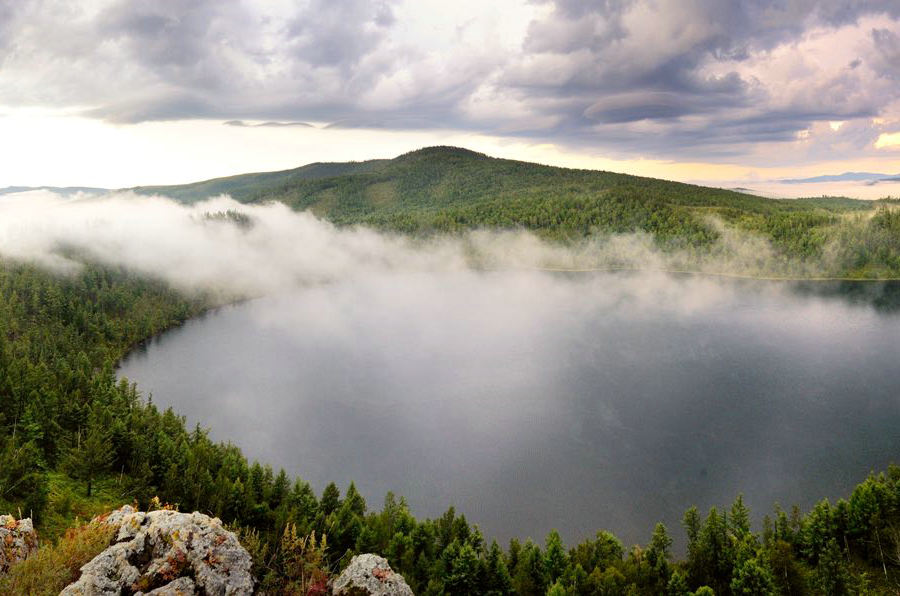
left=394, top=145, right=490, bottom=162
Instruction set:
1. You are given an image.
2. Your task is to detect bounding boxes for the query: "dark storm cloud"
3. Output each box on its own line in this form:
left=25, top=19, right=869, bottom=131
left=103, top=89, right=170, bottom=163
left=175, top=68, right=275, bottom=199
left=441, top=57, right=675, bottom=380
left=224, top=120, right=314, bottom=128
left=871, top=27, right=900, bottom=79
left=286, top=0, right=395, bottom=68
left=502, top=0, right=900, bottom=152
left=0, top=0, right=898, bottom=158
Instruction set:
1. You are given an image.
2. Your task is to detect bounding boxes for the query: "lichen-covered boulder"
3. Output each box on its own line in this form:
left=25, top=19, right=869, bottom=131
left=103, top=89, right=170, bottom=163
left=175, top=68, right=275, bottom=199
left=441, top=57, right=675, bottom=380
left=0, top=515, right=38, bottom=573
left=332, top=554, right=413, bottom=596
left=143, top=575, right=196, bottom=595
left=61, top=505, right=252, bottom=595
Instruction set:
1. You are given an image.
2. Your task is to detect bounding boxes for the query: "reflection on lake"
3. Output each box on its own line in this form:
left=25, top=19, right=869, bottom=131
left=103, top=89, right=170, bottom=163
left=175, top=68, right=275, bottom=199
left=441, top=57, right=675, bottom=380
left=118, top=272, right=900, bottom=548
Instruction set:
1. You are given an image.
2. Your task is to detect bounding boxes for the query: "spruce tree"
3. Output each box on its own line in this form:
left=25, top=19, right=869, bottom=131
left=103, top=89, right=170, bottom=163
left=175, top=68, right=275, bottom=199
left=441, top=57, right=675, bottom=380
left=544, top=529, right=568, bottom=584
left=64, top=408, right=113, bottom=497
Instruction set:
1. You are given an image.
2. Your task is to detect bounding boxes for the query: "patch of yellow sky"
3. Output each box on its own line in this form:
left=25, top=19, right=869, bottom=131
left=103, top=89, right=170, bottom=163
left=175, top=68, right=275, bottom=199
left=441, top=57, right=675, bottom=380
left=875, top=132, right=900, bottom=149
left=0, top=108, right=898, bottom=193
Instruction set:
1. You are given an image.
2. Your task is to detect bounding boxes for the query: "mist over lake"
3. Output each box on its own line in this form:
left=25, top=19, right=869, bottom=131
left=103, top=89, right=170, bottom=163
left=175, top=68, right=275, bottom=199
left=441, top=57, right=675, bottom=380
left=118, top=272, right=900, bottom=549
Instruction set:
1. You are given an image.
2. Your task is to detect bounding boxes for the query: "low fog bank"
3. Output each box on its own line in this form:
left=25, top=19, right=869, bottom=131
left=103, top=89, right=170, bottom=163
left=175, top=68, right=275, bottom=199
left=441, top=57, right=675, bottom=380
left=0, top=191, right=462, bottom=297
left=0, top=190, right=837, bottom=299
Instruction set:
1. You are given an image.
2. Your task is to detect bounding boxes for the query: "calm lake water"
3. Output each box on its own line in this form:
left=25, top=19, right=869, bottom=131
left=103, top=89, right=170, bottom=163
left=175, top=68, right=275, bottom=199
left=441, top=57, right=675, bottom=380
left=118, top=272, right=900, bottom=549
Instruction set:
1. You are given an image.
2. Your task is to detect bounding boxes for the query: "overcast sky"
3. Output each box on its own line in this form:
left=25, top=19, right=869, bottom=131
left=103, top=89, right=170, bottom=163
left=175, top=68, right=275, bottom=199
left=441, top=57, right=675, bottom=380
left=1, top=0, right=899, bottom=189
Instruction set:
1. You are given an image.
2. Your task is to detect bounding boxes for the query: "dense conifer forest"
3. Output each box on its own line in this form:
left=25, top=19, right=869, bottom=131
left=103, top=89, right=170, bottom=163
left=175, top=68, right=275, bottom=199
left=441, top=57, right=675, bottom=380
left=137, top=147, right=900, bottom=278
left=3, top=149, right=900, bottom=593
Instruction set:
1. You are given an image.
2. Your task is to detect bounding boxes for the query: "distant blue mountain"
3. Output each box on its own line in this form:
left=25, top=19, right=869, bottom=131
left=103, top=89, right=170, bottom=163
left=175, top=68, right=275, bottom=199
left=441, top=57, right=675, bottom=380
left=780, top=172, right=897, bottom=184
left=0, top=186, right=108, bottom=196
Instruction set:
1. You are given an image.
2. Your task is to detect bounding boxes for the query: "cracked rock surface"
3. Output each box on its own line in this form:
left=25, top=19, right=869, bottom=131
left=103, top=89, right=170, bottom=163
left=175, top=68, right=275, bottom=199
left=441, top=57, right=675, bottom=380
left=332, top=554, right=413, bottom=596
left=61, top=505, right=253, bottom=595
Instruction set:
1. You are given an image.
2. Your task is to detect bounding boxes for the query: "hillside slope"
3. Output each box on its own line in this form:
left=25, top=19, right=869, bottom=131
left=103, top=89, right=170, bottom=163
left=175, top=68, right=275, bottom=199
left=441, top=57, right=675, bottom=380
left=134, top=146, right=871, bottom=221
left=132, top=159, right=389, bottom=204
left=133, top=147, right=900, bottom=275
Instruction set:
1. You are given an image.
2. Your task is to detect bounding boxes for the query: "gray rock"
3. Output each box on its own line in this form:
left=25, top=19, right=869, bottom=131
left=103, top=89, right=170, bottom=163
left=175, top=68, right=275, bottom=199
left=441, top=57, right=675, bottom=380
left=141, top=576, right=197, bottom=595
left=61, top=506, right=253, bottom=595
left=332, top=554, right=413, bottom=596
left=0, top=515, right=38, bottom=573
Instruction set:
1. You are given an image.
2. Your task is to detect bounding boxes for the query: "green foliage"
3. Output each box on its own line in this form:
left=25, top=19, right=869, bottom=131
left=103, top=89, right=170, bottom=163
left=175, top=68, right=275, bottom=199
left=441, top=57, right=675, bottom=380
left=546, top=580, right=567, bottom=596
left=569, top=530, right=624, bottom=572
left=440, top=540, right=481, bottom=594
left=811, top=538, right=852, bottom=595
left=511, top=539, right=547, bottom=596
left=0, top=437, right=48, bottom=521
left=544, top=530, right=568, bottom=585
left=730, top=557, right=775, bottom=595
left=38, top=472, right=128, bottom=544
left=667, top=570, right=691, bottom=596
left=0, top=262, right=202, bottom=522
left=644, top=522, right=674, bottom=592
left=63, top=406, right=114, bottom=497
left=3, top=214, right=900, bottom=593
left=136, top=146, right=900, bottom=278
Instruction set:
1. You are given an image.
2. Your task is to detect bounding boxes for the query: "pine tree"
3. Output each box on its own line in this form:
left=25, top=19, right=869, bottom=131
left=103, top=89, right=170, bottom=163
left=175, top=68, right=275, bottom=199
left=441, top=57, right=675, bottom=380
left=289, top=479, right=319, bottom=530
left=270, top=469, right=290, bottom=510
left=647, top=522, right=673, bottom=591
left=441, top=540, right=480, bottom=594
left=320, top=482, right=341, bottom=516
left=0, top=436, right=49, bottom=519
left=544, top=529, right=568, bottom=584
left=812, top=539, right=851, bottom=595
left=481, top=540, right=514, bottom=595
left=64, top=408, right=114, bottom=497
left=512, top=539, right=546, bottom=596
left=730, top=494, right=751, bottom=538
left=343, top=481, right=367, bottom=516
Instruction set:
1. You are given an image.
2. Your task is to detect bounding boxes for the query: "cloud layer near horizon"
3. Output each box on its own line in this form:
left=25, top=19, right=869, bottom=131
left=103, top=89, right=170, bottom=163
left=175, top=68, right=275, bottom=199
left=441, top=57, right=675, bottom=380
left=1, top=0, right=899, bottom=163
left=0, top=190, right=841, bottom=298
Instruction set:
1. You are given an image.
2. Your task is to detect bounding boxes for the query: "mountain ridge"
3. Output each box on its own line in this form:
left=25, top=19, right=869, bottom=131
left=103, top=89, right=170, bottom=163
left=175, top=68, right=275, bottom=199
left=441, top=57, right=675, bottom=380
left=780, top=171, right=900, bottom=184
left=130, top=145, right=877, bottom=218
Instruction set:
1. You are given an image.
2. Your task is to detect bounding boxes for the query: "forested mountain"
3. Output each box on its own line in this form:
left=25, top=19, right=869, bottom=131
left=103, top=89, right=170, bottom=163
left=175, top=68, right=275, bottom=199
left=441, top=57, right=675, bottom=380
left=134, top=146, right=900, bottom=277
left=132, top=146, right=861, bottom=214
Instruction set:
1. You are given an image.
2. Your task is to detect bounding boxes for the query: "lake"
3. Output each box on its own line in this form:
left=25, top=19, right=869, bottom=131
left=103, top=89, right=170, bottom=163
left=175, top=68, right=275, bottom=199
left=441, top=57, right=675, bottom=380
left=118, top=271, right=900, bottom=549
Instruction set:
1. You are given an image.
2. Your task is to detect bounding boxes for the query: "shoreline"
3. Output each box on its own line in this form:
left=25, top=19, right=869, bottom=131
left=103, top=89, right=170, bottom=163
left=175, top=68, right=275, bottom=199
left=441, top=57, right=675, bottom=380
left=493, top=266, right=900, bottom=282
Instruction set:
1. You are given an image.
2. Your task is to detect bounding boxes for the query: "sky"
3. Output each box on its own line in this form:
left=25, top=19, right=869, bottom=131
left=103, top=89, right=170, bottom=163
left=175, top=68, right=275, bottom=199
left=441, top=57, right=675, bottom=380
left=1, top=0, right=899, bottom=194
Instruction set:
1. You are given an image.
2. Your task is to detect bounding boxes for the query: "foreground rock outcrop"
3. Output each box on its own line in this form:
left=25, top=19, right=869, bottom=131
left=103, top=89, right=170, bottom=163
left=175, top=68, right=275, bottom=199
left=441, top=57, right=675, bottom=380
left=332, top=554, right=413, bottom=596
left=61, top=505, right=253, bottom=595
left=0, top=515, right=38, bottom=573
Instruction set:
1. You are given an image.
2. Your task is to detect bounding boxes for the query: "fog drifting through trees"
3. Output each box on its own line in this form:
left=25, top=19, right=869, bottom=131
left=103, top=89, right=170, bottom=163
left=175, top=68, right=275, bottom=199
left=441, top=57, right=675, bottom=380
left=0, top=190, right=863, bottom=299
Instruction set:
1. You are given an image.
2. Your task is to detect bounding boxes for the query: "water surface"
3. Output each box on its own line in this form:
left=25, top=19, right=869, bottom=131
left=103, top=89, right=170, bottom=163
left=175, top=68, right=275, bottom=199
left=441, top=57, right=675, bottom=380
left=119, top=272, right=900, bottom=548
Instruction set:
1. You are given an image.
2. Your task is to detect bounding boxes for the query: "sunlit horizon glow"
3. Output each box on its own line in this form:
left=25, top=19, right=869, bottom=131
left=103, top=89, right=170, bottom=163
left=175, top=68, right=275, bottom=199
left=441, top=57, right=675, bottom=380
left=1, top=1, right=899, bottom=196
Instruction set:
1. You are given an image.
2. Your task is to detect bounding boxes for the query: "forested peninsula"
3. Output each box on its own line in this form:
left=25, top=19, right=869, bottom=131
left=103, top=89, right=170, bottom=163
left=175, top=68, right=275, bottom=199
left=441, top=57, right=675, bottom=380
left=2, top=148, right=900, bottom=594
